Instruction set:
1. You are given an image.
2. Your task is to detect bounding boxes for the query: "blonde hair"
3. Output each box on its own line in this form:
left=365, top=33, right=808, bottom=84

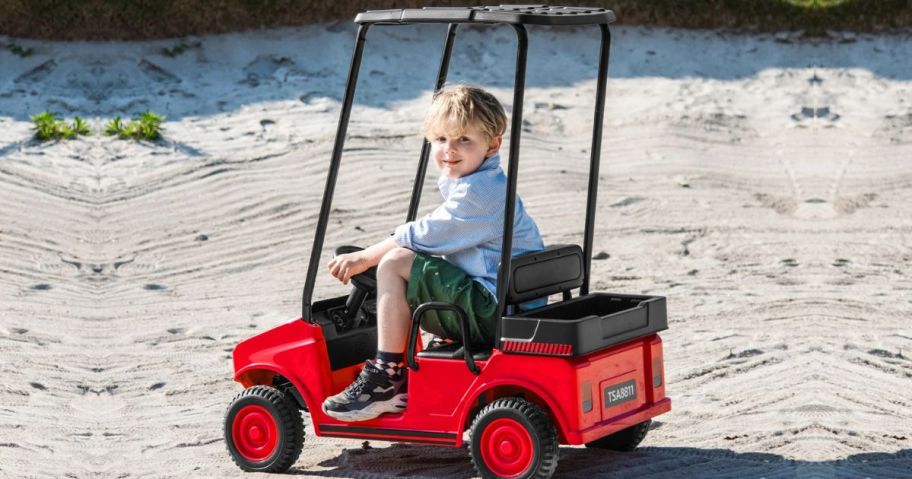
left=423, top=85, right=507, bottom=144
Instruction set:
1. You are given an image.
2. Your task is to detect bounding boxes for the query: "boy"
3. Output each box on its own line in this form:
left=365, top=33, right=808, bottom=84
left=322, top=85, right=545, bottom=422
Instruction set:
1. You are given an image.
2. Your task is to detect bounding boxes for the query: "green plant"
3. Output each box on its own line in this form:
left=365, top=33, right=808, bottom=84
left=6, top=42, right=33, bottom=58
left=33, top=111, right=62, bottom=140
left=161, top=39, right=200, bottom=57
left=105, top=116, right=124, bottom=136
left=32, top=112, right=92, bottom=140
left=105, top=112, right=164, bottom=140
left=71, top=116, right=91, bottom=136
left=137, top=111, right=164, bottom=140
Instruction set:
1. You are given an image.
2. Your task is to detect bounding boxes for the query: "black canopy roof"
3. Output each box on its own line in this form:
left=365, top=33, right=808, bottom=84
left=355, top=5, right=616, bottom=26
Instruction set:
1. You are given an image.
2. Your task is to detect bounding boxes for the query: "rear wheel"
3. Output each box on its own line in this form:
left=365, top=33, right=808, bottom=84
left=469, top=398, right=559, bottom=479
left=584, top=419, right=651, bottom=451
left=225, top=385, right=304, bottom=472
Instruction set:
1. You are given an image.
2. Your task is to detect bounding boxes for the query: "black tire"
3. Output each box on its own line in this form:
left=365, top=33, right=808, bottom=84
left=469, top=397, right=559, bottom=479
left=584, top=419, right=651, bottom=451
left=224, top=385, right=304, bottom=472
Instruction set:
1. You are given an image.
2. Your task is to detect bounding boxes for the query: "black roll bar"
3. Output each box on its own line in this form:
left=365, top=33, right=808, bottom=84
left=406, top=302, right=480, bottom=375
left=581, top=23, right=611, bottom=296
left=491, top=23, right=528, bottom=345
left=407, top=23, right=459, bottom=222
left=302, top=24, right=370, bottom=322
left=302, top=19, right=612, bottom=328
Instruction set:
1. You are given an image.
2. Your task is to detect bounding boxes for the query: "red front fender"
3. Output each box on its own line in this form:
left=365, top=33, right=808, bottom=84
left=232, top=318, right=329, bottom=414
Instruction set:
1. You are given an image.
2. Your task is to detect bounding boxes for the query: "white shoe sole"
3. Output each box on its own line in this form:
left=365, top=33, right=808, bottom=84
left=323, top=393, right=408, bottom=422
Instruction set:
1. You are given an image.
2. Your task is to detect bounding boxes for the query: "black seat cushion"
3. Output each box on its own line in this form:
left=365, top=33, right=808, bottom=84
left=416, top=342, right=491, bottom=361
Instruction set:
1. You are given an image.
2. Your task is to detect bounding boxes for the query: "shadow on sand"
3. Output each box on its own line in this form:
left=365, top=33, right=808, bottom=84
left=2, top=23, right=912, bottom=123
left=286, top=442, right=911, bottom=478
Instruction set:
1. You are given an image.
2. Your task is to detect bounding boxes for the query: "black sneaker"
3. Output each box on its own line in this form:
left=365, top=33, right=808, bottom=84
left=322, top=361, right=407, bottom=422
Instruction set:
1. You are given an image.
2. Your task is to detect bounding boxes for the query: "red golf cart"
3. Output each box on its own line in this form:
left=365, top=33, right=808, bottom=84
left=225, top=6, right=671, bottom=479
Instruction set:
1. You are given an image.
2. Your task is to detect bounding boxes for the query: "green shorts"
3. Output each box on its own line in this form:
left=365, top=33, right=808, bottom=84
left=406, top=253, right=498, bottom=347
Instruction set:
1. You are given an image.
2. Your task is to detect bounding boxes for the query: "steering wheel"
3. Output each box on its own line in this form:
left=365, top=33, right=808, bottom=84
left=333, top=245, right=378, bottom=329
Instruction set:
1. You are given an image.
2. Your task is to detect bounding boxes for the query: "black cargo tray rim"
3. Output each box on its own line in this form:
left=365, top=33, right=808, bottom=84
left=499, top=292, right=668, bottom=357
left=504, top=292, right=663, bottom=322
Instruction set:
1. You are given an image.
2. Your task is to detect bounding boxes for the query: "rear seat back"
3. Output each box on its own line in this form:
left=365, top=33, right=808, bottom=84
left=416, top=244, right=584, bottom=360
left=507, top=244, right=584, bottom=305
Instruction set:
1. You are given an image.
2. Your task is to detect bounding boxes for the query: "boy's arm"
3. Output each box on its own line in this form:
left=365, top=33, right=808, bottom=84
left=360, top=236, right=399, bottom=267
left=327, top=237, right=397, bottom=285
left=393, top=183, right=502, bottom=255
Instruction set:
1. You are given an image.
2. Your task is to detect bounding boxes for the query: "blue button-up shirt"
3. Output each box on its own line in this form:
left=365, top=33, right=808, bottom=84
left=394, top=153, right=547, bottom=311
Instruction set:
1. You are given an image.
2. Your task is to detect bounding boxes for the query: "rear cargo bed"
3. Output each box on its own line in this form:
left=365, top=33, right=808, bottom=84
left=500, top=293, right=667, bottom=356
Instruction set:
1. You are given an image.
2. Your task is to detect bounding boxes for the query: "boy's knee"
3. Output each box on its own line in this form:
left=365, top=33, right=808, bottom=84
left=378, top=247, right=416, bottom=278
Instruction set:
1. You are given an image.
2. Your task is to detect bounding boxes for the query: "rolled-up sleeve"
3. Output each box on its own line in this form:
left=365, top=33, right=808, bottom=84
left=393, top=182, right=502, bottom=255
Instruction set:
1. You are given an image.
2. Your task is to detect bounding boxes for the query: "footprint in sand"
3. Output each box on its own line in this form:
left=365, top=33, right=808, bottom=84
left=791, top=105, right=841, bottom=124
left=14, top=59, right=57, bottom=83
left=138, top=59, right=181, bottom=84
left=241, top=55, right=294, bottom=86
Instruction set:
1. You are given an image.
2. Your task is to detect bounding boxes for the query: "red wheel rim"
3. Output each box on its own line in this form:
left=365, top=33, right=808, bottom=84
left=232, top=404, right=279, bottom=462
left=480, top=418, right=534, bottom=478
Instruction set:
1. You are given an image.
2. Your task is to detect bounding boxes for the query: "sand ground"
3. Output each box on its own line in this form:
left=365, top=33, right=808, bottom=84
left=1, top=23, right=911, bottom=478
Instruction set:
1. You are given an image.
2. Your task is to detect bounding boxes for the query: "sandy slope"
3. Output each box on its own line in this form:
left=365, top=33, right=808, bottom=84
left=1, top=23, right=911, bottom=478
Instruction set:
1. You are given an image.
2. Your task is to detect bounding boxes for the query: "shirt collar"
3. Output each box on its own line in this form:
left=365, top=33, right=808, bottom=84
left=437, top=153, right=502, bottom=197
left=477, top=153, right=501, bottom=172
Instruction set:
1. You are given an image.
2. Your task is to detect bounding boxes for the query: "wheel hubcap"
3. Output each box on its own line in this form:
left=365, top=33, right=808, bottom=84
left=232, top=404, right=278, bottom=462
left=480, top=418, right=534, bottom=478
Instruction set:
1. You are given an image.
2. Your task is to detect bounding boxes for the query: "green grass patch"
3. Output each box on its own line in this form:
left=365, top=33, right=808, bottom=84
left=32, top=112, right=92, bottom=141
left=104, top=117, right=126, bottom=136
left=105, top=112, right=164, bottom=140
left=71, top=116, right=91, bottom=136
left=161, top=39, right=200, bottom=57
left=5, top=42, right=34, bottom=57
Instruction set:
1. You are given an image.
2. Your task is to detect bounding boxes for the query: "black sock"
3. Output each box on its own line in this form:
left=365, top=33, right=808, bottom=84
left=373, top=351, right=406, bottom=379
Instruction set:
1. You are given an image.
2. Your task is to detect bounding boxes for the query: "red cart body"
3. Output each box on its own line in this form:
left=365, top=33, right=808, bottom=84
left=224, top=6, right=673, bottom=478
left=233, top=318, right=669, bottom=448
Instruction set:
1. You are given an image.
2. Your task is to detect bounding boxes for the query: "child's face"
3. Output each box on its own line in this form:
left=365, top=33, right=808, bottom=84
left=428, top=123, right=502, bottom=179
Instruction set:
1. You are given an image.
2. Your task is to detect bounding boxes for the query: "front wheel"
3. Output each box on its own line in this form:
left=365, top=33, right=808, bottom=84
left=224, top=385, right=304, bottom=472
left=584, top=419, right=651, bottom=451
left=469, top=397, right=559, bottom=479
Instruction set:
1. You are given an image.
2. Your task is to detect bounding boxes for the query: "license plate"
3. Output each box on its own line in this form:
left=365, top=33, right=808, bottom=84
left=603, top=379, right=637, bottom=408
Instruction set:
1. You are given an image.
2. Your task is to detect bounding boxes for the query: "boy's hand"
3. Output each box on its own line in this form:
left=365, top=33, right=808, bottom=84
left=327, top=252, right=370, bottom=285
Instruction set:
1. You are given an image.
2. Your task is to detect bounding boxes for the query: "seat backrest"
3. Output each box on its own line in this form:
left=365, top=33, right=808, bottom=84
left=506, top=244, right=584, bottom=305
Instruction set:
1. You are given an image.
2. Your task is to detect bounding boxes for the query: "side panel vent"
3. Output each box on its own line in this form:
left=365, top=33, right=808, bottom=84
left=502, top=341, right=572, bottom=356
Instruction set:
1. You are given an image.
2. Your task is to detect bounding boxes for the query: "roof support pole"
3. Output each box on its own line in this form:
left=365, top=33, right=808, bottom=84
left=407, top=23, right=459, bottom=222
left=302, top=24, right=370, bottom=322
left=493, top=23, right=528, bottom=347
left=581, top=24, right=611, bottom=295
